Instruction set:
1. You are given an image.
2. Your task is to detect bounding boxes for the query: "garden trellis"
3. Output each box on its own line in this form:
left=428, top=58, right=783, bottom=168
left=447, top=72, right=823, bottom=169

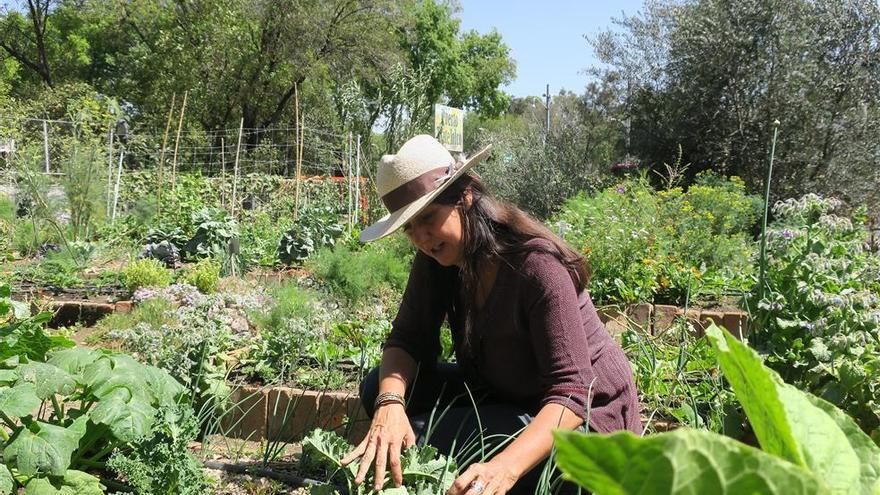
left=0, top=115, right=369, bottom=226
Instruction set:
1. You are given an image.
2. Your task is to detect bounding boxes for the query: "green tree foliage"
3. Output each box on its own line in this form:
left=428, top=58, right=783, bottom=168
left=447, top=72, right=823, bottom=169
left=592, top=0, right=880, bottom=210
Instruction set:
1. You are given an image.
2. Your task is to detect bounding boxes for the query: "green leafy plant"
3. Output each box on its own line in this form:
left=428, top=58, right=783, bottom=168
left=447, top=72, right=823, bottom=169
left=107, top=403, right=209, bottom=495
left=181, top=258, right=221, bottom=294
left=277, top=206, right=345, bottom=265
left=749, top=193, right=880, bottom=436
left=122, top=258, right=173, bottom=293
left=301, top=429, right=457, bottom=494
left=0, top=283, right=199, bottom=494
left=553, top=324, right=880, bottom=495
left=308, top=240, right=411, bottom=308
left=554, top=174, right=760, bottom=305
left=185, top=207, right=239, bottom=260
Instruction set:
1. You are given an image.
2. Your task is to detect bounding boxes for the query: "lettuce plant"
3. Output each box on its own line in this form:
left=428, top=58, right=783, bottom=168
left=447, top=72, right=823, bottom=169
left=300, top=429, right=457, bottom=494
left=553, top=324, right=880, bottom=495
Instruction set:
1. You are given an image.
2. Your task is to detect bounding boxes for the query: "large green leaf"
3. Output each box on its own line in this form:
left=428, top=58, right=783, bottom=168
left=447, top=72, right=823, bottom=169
left=24, top=470, right=104, bottom=495
left=89, top=388, right=155, bottom=442
left=0, top=383, right=42, bottom=417
left=83, top=355, right=151, bottom=404
left=803, top=393, right=880, bottom=495
left=706, top=324, right=878, bottom=494
left=0, top=464, right=13, bottom=495
left=143, top=364, right=187, bottom=406
left=47, top=348, right=102, bottom=377
left=15, top=362, right=76, bottom=399
left=3, top=416, right=87, bottom=476
left=553, top=429, right=828, bottom=495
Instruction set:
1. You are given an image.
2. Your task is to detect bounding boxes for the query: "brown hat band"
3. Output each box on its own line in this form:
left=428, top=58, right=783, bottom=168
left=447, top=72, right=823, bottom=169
left=381, top=163, right=461, bottom=212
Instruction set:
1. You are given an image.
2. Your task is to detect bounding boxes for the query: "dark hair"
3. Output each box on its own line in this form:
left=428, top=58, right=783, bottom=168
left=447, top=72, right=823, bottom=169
left=433, top=172, right=590, bottom=357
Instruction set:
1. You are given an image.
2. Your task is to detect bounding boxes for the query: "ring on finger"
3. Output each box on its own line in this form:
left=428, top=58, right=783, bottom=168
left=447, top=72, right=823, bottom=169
left=470, top=479, right=485, bottom=494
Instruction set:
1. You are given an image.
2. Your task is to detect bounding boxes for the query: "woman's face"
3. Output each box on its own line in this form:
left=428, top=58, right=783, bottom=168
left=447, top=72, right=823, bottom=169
left=403, top=202, right=465, bottom=267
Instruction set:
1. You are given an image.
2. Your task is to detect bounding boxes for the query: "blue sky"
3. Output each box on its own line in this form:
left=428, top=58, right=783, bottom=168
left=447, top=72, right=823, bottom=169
left=457, top=0, right=644, bottom=98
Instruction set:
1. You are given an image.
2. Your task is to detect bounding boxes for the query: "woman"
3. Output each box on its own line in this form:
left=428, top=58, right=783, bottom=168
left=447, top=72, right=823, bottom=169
left=342, top=135, right=641, bottom=494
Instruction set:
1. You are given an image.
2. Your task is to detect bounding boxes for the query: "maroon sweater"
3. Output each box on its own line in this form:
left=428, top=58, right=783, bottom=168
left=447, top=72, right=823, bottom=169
left=385, top=239, right=642, bottom=434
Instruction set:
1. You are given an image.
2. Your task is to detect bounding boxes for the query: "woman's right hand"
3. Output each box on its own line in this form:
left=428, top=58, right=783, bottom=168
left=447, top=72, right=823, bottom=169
left=341, top=402, right=416, bottom=491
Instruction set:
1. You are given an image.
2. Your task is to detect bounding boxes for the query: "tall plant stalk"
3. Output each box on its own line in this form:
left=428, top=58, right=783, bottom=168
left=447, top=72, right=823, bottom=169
left=758, top=119, right=781, bottom=301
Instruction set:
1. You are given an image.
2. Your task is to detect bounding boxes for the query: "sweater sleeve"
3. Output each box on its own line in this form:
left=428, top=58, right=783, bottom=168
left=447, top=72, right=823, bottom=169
left=383, top=252, right=448, bottom=366
left=522, top=251, right=596, bottom=420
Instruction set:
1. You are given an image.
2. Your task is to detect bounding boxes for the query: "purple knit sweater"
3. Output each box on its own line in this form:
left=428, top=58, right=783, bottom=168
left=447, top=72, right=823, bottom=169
left=385, top=239, right=642, bottom=434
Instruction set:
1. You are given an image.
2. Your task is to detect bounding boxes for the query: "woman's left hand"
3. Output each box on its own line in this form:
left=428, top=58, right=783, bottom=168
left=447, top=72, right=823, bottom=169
left=447, top=460, right=519, bottom=495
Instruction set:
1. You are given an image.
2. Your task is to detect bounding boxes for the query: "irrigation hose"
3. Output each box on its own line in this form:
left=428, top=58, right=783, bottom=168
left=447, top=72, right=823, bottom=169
left=202, top=460, right=331, bottom=490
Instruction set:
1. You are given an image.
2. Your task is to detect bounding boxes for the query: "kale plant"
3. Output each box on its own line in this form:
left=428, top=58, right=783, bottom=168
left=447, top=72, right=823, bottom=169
left=108, top=403, right=209, bottom=495
left=301, top=429, right=457, bottom=495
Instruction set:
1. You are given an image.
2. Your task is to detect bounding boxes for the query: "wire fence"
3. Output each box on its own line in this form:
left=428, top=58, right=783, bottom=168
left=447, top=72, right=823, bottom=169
left=0, top=116, right=367, bottom=178
left=0, top=116, right=374, bottom=226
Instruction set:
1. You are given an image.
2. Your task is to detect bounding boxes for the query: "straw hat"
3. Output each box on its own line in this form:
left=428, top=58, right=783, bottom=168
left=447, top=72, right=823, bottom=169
left=360, top=135, right=492, bottom=243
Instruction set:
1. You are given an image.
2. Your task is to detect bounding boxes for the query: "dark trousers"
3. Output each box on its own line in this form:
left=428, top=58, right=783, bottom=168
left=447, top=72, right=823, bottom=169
left=360, top=364, right=582, bottom=495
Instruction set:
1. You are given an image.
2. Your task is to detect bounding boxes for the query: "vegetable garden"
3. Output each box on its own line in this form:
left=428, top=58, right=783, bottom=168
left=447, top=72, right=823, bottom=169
left=1, top=132, right=877, bottom=493
left=1, top=0, right=878, bottom=492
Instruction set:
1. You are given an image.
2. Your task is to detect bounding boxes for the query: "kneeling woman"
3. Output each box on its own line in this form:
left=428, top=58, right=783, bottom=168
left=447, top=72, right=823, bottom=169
left=343, top=135, right=641, bottom=495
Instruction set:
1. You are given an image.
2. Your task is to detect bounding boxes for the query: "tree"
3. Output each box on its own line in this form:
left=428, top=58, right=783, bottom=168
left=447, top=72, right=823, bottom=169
left=592, top=0, right=880, bottom=209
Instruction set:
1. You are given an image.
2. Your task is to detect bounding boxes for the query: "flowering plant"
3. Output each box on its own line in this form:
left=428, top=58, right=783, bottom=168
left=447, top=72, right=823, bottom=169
left=749, top=194, right=880, bottom=436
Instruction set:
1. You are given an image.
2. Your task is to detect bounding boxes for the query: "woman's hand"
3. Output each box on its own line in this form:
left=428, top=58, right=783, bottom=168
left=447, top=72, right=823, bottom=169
left=341, top=402, right=416, bottom=491
left=447, top=460, right=519, bottom=495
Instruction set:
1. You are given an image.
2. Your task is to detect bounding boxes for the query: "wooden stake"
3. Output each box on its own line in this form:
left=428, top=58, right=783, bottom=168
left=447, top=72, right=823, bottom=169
left=293, top=82, right=302, bottom=220
left=106, top=125, right=114, bottom=216
left=42, top=120, right=50, bottom=173
left=220, top=137, right=227, bottom=210
left=171, top=90, right=188, bottom=203
left=355, top=133, right=361, bottom=224
left=232, top=118, right=244, bottom=218
left=157, top=93, right=176, bottom=218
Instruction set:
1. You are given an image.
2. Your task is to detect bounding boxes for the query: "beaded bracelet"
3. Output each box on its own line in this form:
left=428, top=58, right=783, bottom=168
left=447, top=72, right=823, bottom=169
left=374, top=391, right=405, bottom=410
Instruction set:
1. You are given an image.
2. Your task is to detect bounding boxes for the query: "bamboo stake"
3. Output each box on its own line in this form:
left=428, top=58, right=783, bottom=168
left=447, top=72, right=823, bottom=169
left=347, top=131, right=353, bottom=233
left=293, top=83, right=301, bottom=221
left=171, top=90, right=188, bottom=205
left=157, top=93, right=176, bottom=219
left=106, top=126, right=114, bottom=216
left=231, top=118, right=244, bottom=218
left=42, top=120, right=50, bottom=173
left=758, top=119, right=781, bottom=303
left=220, top=137, right=227, bottom=210
left=111, top=147, right=125, bottom=221
left=355, top=133, right=361, bottom=224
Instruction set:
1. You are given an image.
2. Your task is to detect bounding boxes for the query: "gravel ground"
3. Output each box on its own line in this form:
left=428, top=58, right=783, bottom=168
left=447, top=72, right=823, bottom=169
left=206, top=468, right=312, bottom=494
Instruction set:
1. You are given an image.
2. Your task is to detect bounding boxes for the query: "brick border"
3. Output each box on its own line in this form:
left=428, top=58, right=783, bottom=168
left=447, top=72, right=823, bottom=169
left=221, top=386, right=371, bottom=443
left=597, top=303, right=749, bottom=339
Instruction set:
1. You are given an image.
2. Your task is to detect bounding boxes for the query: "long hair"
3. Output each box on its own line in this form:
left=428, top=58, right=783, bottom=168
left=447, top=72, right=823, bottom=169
left=433, top=172, right=590, bottom=358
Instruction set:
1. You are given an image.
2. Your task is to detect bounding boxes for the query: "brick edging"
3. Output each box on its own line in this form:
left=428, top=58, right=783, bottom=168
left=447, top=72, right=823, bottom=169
left=597, top=303, right=749, bottom=339
left=220, top=386, right=371, bottom=443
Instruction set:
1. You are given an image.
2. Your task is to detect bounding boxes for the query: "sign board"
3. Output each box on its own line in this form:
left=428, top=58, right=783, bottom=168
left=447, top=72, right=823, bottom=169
left=433, top=104, right=463, bottom=152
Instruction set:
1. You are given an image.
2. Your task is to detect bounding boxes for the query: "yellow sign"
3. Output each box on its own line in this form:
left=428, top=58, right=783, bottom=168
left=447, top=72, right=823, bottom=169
left=433, top=104, right=463, bottom=152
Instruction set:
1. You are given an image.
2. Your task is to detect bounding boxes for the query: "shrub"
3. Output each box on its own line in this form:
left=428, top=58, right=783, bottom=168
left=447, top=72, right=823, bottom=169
left=277, top=205, right=345, bottom=265
left=123, top=258, right=173, bottom=292
left=554, top=174, right=760, bottom=304
left=749, top=194, right=880, bottom=435
left=181, top=258, right=221, bottom=294
left=308, top=239, right=412, bottom=307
